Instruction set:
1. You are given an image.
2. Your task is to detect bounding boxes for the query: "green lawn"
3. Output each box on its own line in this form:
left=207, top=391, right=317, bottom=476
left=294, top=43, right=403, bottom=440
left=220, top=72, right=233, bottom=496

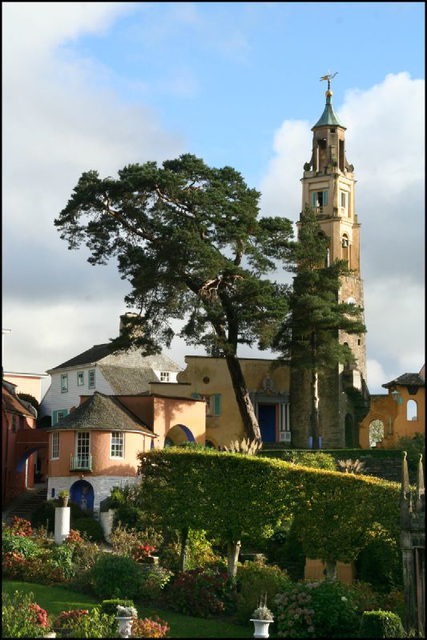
left=2, top=580, right=257, bottom=638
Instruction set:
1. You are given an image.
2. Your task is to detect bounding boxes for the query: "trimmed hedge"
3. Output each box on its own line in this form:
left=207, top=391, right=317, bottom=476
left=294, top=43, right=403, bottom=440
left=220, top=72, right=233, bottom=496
left=359, top=610, right=405, bottom=638
left=259, top=448, right=404, bottom=460
left=136, top=448, right=401, bottom=569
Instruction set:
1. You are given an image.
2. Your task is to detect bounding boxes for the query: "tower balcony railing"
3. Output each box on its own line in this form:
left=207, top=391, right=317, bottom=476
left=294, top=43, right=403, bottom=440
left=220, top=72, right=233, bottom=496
left=70, top=454, right=93, bottom=472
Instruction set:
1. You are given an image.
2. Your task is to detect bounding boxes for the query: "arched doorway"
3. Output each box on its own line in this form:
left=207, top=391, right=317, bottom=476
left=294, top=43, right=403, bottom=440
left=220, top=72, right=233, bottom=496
left=368, top=419, right=385, bottom=448
left=70, top=480, right=94, bottom=511
left=16, top=448, right=38, bottom=489
left=164, top=424, right=196, bottom=447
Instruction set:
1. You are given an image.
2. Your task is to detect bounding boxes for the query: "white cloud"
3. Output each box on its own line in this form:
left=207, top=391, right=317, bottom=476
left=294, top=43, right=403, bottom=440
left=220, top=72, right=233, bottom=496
left=366, top=359, right=388, bottom=393
left=259, top=73, right=425, bottom=393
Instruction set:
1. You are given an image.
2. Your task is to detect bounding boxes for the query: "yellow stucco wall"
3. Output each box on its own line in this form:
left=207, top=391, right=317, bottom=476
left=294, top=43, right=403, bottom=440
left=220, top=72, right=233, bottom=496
left=149, top=356, right=290, bottom=448
left=359, top=385, right=425, bottom=449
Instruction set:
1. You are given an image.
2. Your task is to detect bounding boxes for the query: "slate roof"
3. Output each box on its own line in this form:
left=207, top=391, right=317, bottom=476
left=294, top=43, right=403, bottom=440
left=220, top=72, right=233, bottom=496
left=382, top=373, right=425, bottom=389
left=2, top=383, right=34, bottom=417
left=47, top=391, right=155, bottom=435
left=98, top=365, right=159, bottom=395
left=48, top=343, right=182, bottom=374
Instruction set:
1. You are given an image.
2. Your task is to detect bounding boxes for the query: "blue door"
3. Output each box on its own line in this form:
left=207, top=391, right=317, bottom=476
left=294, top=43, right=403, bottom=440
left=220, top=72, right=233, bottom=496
left=70, top=480, right=94, bottom=511
left=258, top=404, right=277, bottom=442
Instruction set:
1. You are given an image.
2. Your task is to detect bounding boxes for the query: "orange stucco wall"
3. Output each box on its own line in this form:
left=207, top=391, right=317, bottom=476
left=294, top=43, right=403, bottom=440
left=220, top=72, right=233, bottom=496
left=48, top=430, right=147, bottom=477
left=4, top=374, right=46, bottom=403
left=359, top=385, right=425, bottom=448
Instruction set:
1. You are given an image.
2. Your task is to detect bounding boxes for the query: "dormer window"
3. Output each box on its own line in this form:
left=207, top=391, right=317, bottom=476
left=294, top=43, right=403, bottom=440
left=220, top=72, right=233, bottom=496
left=160, top=371, right=170, bottom=382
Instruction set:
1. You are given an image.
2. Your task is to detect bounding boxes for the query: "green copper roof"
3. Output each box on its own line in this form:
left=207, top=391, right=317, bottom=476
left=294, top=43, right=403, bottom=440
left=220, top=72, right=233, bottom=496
left=312, top=92, right=346, bottom=129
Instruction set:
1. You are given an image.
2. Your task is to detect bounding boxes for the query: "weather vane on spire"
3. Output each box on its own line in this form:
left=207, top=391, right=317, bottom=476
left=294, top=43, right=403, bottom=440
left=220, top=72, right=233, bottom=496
left=320, top=71, right=338, bottom=91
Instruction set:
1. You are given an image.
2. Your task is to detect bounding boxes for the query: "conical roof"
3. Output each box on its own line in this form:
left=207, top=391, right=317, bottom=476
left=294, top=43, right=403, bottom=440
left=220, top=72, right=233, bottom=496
left=312, top=91, right=346, bottom=129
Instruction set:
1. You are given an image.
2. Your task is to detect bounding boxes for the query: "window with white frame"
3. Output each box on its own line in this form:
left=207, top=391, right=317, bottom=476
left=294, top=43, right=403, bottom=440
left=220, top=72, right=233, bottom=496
left=88, top=369, right=95, bottom=389
left=77, top=371, right=84, bottom=386
left=110, top=431, right=124, bottom=458
left=340, top=190, right=348, bottom=211
left=61, top=373, right=68, bottom=393
left=76, top=432, right=90, bottom=465
left=160, top=371, right=170, bottom=382
left=52, top=432, right=59, bottom=459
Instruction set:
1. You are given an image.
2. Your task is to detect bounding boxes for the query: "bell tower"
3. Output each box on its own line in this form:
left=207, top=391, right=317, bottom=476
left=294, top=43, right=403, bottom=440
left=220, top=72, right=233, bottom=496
left=290, top=75, right=369, bottom=449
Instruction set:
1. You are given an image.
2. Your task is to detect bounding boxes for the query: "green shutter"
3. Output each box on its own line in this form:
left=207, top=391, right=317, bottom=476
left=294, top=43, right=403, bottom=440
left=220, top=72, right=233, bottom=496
left=311, top=192, right=316, bottom=207
left=323, top=190, right=328, bottom=206
left=213, top=394, right=221, bottom=417
left=192, top=393, right=202, bottom=400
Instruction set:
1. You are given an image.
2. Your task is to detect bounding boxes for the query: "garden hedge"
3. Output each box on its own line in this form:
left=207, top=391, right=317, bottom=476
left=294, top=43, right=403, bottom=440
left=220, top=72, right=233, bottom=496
left=136, top=448, right=401, bottom=569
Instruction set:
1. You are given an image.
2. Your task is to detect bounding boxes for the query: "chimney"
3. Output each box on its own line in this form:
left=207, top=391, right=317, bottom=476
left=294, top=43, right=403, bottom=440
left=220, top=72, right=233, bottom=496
left=119, top=313, right=144, bottom=339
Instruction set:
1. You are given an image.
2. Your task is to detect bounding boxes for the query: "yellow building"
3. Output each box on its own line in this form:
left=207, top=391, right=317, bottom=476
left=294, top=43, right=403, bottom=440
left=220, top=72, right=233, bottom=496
left=149, top=356, right=290, bottom=448
left=359, top=365, right=425, bottom=448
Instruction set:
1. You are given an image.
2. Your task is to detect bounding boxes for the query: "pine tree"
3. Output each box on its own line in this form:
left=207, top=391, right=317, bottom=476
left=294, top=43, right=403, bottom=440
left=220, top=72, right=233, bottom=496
left=274, top=205, right=366, bottom=448
left=55, top=154, right=293, bottom=442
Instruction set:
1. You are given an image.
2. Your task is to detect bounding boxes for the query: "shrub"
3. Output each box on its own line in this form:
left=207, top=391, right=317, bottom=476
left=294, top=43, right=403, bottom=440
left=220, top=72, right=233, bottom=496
left=56, top=606, right=116, bottom=638
left=48, top=543, right=76, bottom=580
left=31, top=499, right=91, bottom=532
left=68, top=540, right=102, bottom=594
left=91, top=553, right=144, bottom=599
left=65, top=529, right=84, bottom=544
left=235, top=560, right=291, bottom=623
left=109, top=522, right=163, bottom=557
left=159, top=528, right=222, bottom=572
left=275, top=580, right=359, bottom=638
left=131, top=615, right=170, bottom=638
left=9, top=516, right=34, bottom=537
left=53, top=608, right=90, bottom=629
left=2, top=551, right=28, bottom=579
left=2, top=535, right=41, bottom=558
left=166, top=567, right=233, bottom=618
left=73, top=517, right=105, bottom=542
left=139, top=565, right=173, bottom=601
left=263, top=520, right=305, bottom=580
left=100, top=599, right=135, bottom=616
left=355, top=533, right=402, bottom=591
left=359, top=610, right=405, bottom=638
left=2, top=590, right=51, bottom=637
left=260, top=451, right=337, bottom=471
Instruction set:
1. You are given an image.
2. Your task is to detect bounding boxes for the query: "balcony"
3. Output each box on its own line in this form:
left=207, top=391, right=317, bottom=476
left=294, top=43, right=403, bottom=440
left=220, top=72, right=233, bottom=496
left=70, top=454, right=93, bottom=472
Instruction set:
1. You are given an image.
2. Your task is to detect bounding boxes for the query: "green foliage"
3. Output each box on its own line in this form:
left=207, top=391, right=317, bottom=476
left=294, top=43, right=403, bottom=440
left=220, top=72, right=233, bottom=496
left=259, top=450, right=337, bottom=470
left=131, top=615, right=170, bottom=638
left=159, top=528, right=222, bottom=572
left=136, top=448, right=400, bottom=572
left=262, top=520, right=305, bottom=581
left=109, top=521, right=163, bottom=557
left=139, top=565, right=174, bottom=601
left=2, top=590, right=51, bottom=637
left=73, top=517, right=104, bottom=542
left=110, top=485, right=151, bottom=531
left=2, top=535, right=41, bottom=558
left=17, top=392, right=40, bottom=415
left=91, top=553, right=143, bottom=600
left=166, top=567, right=233, bottom=618
left=395, top=432, right=425, bottom=475
left=355, top=531, right=403, bottom=591
left=359, top=610, right=405, bottom=638
left=48, top=544, right=75, bottom=580
left=275, top=580, right=359, bottom=638
left=60, top=606, right=116, bottom=638
left=235, top=560, right=290, bottom=623
left=31, top=499, right=91, bottom=532
left=100, top=599, right=135, bottom=616
left=54, top=154, right=294, bottom=441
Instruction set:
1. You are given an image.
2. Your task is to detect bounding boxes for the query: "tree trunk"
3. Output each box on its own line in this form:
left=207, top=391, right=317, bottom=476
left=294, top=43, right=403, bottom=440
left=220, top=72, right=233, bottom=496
left=227, top=539, right=241, bottom=581
left=310, top=369, right=320, bottom=449
left=179, top=526, right=189, bottom=572
left=225, top=352, right=262, bottom=443
left=324, top=559, right=337, bottom=580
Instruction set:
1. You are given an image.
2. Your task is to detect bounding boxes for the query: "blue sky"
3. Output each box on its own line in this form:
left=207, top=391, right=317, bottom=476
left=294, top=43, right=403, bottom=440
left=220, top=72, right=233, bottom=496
left=2, top=2, right=425, bottom=395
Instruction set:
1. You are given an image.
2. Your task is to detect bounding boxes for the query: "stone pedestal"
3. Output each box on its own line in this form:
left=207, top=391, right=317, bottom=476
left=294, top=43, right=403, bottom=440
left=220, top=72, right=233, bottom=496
left=54, top=507, right=70, bottom=544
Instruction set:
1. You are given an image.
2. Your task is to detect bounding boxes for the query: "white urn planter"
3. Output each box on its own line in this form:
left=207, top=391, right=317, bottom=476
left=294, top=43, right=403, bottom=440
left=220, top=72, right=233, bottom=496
left=250, top=618, right=272, bottom=638
left=115, top=616, right=133, bottom=638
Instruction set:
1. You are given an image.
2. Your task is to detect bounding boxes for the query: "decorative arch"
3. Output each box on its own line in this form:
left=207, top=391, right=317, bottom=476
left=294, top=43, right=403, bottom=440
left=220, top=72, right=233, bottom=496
left=164, top=424, right=196, bottom=447
left=407, top=399, right=418, bottom=421
left=368, top=419, right=385, bottom=448
left=70, top=479, right=94, bottom=511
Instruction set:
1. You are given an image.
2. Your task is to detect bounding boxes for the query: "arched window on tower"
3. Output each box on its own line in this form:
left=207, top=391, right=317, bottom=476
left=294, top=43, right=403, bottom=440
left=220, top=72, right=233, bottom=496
left=342, top=234, right=349, bottom=266
left=407, top=399, right=418, bottom=422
